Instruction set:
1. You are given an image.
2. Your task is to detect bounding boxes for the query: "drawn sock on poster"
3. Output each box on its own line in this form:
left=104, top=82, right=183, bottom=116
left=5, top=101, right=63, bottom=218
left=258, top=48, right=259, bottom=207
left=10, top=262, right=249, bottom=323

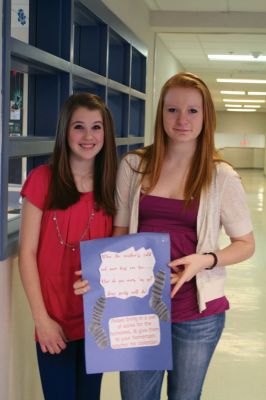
left=149, top=269, right=169, bottom=321
left=89, top=296, right=109, bottom=349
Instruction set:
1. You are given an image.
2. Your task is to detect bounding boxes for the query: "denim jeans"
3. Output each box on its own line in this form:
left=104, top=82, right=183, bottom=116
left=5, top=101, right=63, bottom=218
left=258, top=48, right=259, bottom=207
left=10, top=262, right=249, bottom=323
left=120, top=312, right=225, bottom=400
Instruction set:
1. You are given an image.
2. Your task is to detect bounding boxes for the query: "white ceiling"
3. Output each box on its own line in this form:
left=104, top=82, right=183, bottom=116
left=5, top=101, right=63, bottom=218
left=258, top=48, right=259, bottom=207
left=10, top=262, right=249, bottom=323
left=143, top=0, right=266, bottom=113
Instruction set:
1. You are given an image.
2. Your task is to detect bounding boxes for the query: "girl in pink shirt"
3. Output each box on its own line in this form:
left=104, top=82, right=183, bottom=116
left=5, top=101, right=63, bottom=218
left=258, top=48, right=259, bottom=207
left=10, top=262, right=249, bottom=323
left=19, top=93, right=117, bottom=400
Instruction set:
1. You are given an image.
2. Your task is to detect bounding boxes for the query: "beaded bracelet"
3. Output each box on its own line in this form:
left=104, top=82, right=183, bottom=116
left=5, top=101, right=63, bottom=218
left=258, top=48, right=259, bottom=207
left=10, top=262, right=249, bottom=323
left=204, top=252, right=218, bottom=270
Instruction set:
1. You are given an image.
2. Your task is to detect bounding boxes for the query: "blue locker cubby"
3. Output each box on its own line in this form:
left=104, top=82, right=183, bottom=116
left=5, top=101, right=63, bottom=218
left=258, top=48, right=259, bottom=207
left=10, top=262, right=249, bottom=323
left=8, top=157, right=22, bottom=185
left=29, top=0, right=72, bottom=61
left=73, top=78, right=106, bottom=100
left=131, top=48, right=146, bottom=93
left=8, top=155, right=50, bottom=218
left=107, top=89, right=129, bottom=137
left=129, top=96, right=145, bottom=137
left=108, top=29, right=130, bottom=86
left=26, top=155, right=50, bottom=172
left=116, top=145, right=128, bottom=159
left=128, top=143, right=144, bottom=151
left=74, top=4, right=107, bottom=76
left=2, top=0, right=147, bottom=260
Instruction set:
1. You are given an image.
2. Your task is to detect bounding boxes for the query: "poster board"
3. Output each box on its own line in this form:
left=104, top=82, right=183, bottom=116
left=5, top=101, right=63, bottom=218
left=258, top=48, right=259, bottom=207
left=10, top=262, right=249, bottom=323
left=80, top=232, right=172, bottom=374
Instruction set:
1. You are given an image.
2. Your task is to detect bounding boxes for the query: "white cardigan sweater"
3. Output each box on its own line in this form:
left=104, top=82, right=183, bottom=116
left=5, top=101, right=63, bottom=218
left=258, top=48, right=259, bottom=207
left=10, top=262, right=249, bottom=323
left=114, top=154, right=253, bottom=312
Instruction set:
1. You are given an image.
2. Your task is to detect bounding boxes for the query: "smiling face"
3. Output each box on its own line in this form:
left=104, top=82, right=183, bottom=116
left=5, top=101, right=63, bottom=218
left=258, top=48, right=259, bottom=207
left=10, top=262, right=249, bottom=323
left=67, top=107, right=104, bottom=164
left=163, top=86, right=203, bottom=147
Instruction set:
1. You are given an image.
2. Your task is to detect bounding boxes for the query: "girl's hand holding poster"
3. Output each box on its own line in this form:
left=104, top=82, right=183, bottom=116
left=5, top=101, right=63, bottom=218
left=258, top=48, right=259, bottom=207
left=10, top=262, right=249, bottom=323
left=80, top=232, right=172, bottom=374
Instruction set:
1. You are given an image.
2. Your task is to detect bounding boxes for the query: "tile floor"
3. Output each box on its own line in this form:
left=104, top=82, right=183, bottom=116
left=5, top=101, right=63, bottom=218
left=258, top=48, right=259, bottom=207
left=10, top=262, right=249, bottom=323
left=201, top=169, right=266, bottom=400
left=101, top=169, right=266, bottom=400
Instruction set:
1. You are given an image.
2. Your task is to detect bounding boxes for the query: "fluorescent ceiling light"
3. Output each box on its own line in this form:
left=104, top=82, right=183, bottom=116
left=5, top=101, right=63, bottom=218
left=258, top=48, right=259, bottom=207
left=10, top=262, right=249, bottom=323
left=223, top=99, right=265, bottom=103
left=227, top=109, right=256, bottom=112
left=220, top=90, right=245, bottom=95
left=217, top=78, right=266, bottom=83
left=224, top=104, right=242, bottom=107
left=209, top=54, right=266, bottom=61
left=248, top=91, right=266, bottom=95
left=244, top=105, right=261, bottom=108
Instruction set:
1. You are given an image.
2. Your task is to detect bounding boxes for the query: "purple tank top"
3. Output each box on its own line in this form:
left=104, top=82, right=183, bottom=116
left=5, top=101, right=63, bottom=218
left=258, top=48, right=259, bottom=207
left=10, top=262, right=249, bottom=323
left=138, top=194, right=229, bottom=322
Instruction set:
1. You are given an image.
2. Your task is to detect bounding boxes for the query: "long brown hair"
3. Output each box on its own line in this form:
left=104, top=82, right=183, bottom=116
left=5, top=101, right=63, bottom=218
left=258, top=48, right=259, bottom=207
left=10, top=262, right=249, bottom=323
left=47, top=93, right=117, bottom=215
left=132, top=72, right=222, bottom=202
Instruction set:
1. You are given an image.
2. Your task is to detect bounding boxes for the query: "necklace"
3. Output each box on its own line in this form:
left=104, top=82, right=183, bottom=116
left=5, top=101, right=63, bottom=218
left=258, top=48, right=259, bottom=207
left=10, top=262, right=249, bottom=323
left=53, top=205, right=95, bottom=252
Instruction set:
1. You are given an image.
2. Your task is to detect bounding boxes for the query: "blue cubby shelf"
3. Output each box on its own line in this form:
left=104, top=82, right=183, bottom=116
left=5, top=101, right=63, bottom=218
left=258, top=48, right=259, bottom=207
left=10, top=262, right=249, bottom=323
left=128, top=143, right=144, bottom=151
left=74, top=3, right=108, bottom=76
left=107, top=89, right=129, bottom=137
left=131, top=47, right=146, bottom=93
left=129, top=96, right=145, bottom=137
left=108, top=28, right=130, bottom=86
left=1, top=0, right=147, bottom=260
left=116, top=145, right=128, bottom=159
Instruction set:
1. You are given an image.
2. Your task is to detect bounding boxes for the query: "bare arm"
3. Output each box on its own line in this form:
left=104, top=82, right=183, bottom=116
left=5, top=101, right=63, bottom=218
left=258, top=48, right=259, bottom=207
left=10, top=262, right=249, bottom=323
left=112, top=226, right=129, bottom=236
left=19, top=198, right=67, bottom=354
left=170, top=231, right=255, bottom=297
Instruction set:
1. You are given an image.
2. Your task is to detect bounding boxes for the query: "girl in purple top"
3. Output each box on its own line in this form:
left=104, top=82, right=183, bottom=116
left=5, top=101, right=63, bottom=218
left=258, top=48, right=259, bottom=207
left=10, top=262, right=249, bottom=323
left=112, top=72, right=254, bottom=400
left=75, top=73, right=255, bottom=399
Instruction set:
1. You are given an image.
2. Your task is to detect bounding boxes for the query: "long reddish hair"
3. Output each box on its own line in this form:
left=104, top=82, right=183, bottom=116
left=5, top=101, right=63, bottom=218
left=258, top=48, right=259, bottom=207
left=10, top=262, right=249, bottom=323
left=130, top=72, right=222, bottom=202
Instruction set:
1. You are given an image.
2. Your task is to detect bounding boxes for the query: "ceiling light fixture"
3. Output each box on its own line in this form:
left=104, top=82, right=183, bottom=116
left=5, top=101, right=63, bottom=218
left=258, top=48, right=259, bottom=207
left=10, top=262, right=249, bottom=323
left=217, top=78, right=266, bottom=84
left=209, top=54, right=266, bottom=62
left=223, top=99, right=265, bottom=103
left=220, top=90, right=245, bottom=95
left=244, top=105, right=261, bottom=108
left=227, top=109, right=256, bottom=112
left=224, top=104, right=242, bottom=107
left=248, top=91, right=266, bottom=95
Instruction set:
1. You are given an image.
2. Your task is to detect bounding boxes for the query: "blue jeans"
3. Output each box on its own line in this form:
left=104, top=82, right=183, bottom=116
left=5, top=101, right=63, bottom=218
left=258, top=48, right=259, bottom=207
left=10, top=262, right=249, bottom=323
left=120, top=312, right=225, bottom=400
left=36, top=339, right=102, bottom=400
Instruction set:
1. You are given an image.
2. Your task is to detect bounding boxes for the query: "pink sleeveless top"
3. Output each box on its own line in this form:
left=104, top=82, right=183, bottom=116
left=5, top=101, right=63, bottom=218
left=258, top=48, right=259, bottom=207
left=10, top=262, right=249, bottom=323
left=138, top=194, right=229, bottom=322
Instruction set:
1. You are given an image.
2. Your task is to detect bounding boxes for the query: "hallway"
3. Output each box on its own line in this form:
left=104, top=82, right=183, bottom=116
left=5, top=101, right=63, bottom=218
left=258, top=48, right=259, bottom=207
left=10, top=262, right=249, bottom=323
left=101, top=168, right=266, bottom=400
left=202, top=169, right=266, bottom=400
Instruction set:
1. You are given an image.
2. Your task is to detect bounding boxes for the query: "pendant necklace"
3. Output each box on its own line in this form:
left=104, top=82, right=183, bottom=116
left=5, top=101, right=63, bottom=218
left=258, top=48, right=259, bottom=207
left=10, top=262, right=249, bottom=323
left=53, top=205, right=95, bottom=252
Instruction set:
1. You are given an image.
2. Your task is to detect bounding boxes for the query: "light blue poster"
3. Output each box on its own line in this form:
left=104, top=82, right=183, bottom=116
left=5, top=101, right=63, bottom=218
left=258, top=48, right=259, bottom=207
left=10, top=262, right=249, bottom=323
left=80, top=232, right=172, bottom=374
